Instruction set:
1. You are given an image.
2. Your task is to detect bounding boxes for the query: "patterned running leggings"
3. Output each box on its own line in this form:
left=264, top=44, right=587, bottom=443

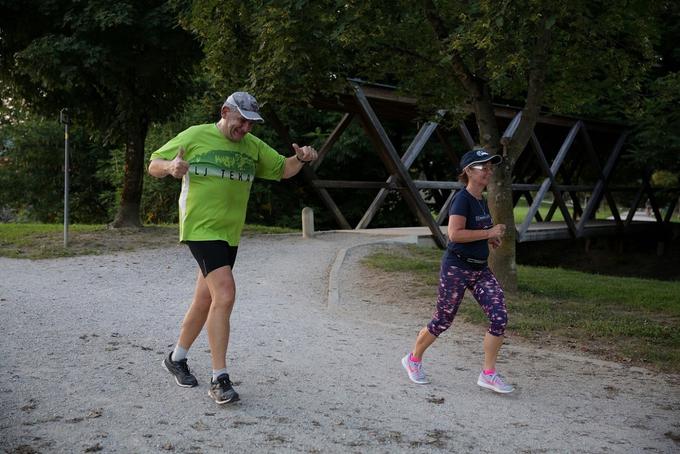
left=427, top=264, right=507, bottom=337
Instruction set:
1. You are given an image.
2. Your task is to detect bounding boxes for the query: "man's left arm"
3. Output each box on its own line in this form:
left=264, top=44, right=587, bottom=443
left=282, top=143, right=318, bottom=179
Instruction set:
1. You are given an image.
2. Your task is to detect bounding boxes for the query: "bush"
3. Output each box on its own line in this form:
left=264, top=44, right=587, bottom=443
left=0, top=117, right=115, bottom=223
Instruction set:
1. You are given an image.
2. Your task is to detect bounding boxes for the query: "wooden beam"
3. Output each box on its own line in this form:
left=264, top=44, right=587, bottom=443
left=518, top=125, right=580, bottom=241
left=351, top=82, right=448, bottom=248
left=501, top=111, right=522, bottom=142
left=312, top=82, right=628, bottom=135
left=436, top=189, right=459, bottom=225
left=625, top=175, right=649, bottom=226
left=315, top=179, right=608, bottom=193
left=312, top=113, right=353, bottom=172
left=576, top=126, right=627, bottom=235
left=413, top=181, right=466, bottom=190
left=313, top=183, right=352, bottom=229
left=646, top=186, right=665, bottom=222
left=435, top=128, right=461, bottom=168
left=664, top=196, right=678, bottom=223
left=313, top=180, right=393, bottom=189
left=356, top=119, right=440, bottom=229
left=264, top=107, right=351, bottom=230
left=457, top=121, right=476, bottom=149
left=523, top=191, right=544, bottom=222
left=493, top=105, right=627, bottom=134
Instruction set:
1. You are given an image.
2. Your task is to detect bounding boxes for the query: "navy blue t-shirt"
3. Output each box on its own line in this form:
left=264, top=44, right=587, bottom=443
left=443, top=188, right=494, bottom=269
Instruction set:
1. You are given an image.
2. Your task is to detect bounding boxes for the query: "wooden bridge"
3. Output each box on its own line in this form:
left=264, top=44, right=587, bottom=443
left=270, top=80, right=678, bottom=248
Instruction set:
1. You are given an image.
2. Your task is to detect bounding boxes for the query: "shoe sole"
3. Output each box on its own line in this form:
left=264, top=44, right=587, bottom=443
left=401, top=356, right=429, bottom=384
left=477, top=379, right=514, bottom=394
left=208, top=390, right=240, bottom=405
left=162, top=359, right=198, bottom=388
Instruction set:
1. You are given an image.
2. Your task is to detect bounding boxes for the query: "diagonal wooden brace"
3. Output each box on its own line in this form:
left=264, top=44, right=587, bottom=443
left=351, top=82, right=447, bottom=248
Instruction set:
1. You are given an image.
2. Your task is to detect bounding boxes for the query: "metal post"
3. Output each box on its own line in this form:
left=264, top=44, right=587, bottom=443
left=60, top=108, right=70, bottom=248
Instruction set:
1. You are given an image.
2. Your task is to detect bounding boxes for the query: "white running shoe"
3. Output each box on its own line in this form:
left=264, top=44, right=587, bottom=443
left=401, top=354, right=430, bottom=384
left=477, top=371, right=514, bottom=393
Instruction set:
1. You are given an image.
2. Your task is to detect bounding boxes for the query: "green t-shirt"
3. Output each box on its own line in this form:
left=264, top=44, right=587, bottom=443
left=150, top=123, right=285, bottom=245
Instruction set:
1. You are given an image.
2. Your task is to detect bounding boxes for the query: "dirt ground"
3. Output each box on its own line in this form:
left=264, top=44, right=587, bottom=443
left=1, top=233, right=679, bottom=453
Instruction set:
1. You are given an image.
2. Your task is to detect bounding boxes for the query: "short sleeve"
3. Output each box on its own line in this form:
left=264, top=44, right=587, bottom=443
left=449, top=191, right=470, bottom=218
left=252, top=136, right=285, bottom=181
left=149, top=129, right=192, bottom=161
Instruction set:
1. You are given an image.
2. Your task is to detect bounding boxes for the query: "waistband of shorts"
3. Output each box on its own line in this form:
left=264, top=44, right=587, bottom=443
left=454, top=253, right=487, bottom=266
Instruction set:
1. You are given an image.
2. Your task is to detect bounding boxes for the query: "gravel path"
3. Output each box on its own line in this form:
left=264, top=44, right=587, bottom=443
left=1, top=232, right=678, bottom=453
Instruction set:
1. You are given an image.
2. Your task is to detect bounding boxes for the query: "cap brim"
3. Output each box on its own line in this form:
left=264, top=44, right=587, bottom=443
left=236, top=107, right=264, bottom=123
left=465, top=155, right=503, bottom=169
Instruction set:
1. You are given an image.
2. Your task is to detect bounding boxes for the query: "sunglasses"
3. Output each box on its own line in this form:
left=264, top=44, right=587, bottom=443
left=470, top=164, right=494, bottom=171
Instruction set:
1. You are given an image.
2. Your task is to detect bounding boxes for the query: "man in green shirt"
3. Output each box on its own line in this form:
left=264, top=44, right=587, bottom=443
left=149, top=92, right=317, bottom=405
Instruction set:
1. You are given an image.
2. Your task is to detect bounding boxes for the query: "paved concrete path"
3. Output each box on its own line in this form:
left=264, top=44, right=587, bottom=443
left=1, top=232, right=678, bottom=453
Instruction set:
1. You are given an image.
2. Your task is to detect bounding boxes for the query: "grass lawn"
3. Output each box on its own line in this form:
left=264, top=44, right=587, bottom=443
left=513, top=199, right=565, bottom=224
left=363, top=244, right=680, bottom=373
left=0, top=223, right=299, bottom=259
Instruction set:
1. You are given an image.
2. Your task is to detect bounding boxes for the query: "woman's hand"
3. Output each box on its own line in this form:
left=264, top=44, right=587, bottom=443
left=486, top=223, right=506, bottom=240
left=488, top=237, right=502, bottom=249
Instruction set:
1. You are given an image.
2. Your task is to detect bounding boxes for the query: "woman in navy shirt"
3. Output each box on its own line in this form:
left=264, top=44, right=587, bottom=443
left=401, top=148, right=514, bottom=393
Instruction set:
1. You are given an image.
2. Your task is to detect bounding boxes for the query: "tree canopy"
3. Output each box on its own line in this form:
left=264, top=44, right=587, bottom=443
left=180, top=0, right=663, bottom=289
left=0, top=1, right=676, bottom=288
left=0, top=0, right=203, bottom=226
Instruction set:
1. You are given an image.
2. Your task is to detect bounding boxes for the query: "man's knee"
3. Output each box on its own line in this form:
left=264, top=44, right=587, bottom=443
left=210, top=293, right=235, bottom=312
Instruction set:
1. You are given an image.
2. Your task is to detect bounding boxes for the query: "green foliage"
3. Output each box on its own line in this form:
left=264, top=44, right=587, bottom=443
left=1, top=0, right=676, bottom=232
left=0, top=0, right=204, bottom=225
left=1, top=0, right=203, bottom=134
left=313, top=0, right=657, bottom=121
left=652, top=170, right=679, bottom=188
left=629, top=71, right=680, bottom=172
left=0, top=117, right=114, bottom=222
left=186, top=0, right=347, bottom=106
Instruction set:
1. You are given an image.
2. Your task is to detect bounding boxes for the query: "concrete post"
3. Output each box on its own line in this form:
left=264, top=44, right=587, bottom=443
left=302, top=207, right=315, bottom=238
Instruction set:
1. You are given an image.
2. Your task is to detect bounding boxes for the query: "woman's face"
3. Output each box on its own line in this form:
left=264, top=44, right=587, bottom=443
left=466, top=162, right=494, bottom=186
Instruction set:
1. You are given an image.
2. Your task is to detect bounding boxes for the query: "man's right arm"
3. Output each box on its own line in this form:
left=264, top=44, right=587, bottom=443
left=148, top=147, right=188, bottom=179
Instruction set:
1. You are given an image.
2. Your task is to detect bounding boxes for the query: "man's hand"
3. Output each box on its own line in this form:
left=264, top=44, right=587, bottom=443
left=293, top=143, right=318, bottom=163
left=169, top=147, right=189, bottom=179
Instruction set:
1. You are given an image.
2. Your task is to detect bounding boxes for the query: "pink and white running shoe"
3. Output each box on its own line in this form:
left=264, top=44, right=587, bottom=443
left=401, top=354, right=430, bottom=384
left=477, top=371, right=514, bottom=393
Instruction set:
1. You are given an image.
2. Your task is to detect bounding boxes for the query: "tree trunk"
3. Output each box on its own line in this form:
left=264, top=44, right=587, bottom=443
left=111, top=117, right=149, bottom=228
left=487, top=151, right=518, bottom=292
left=469, top=90, right=520, bottom=291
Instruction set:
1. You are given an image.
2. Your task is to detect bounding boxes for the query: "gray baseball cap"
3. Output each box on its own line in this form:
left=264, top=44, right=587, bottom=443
left=223, top=91, right=264, bottom=123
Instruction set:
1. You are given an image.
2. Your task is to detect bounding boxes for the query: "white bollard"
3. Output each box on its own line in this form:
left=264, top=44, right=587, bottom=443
left=302, top=207, right=315, bottom=238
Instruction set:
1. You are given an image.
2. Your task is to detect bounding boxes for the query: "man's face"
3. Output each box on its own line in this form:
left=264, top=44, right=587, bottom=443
left=222, top=107, right=254, bottom=142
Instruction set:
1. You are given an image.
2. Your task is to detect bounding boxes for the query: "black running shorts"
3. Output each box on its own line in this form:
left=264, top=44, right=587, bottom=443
left=186, top=240, right=238, bottom=277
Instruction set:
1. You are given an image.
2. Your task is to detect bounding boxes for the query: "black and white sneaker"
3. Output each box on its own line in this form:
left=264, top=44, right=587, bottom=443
left=163, top=352, right=198, bottom=388
left=209, top=374, right=239, bottom=404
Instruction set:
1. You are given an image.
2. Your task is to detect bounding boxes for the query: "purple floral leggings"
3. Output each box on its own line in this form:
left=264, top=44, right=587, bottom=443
left=427, top=264, right=507, bottom=337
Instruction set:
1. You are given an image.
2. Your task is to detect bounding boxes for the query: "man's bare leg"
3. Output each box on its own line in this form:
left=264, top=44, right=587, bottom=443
left=203, top=266, right=236, bottom=372
left=176, top=269, right=213, bottom=350
left=203, top=266, right=239, bottom=404
left=163, top=269, right=212, bottom=388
